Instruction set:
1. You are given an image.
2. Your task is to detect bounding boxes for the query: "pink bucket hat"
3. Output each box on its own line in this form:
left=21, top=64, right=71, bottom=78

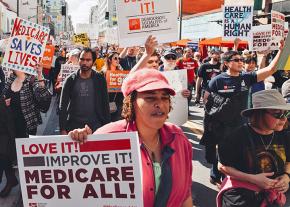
left=121, top=69, right=176, bottom=97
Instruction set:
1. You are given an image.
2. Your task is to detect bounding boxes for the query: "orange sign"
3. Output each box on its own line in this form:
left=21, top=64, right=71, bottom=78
left=42, top=45, right=55, bottom=69
left=106, top=70, right=129, bottom=92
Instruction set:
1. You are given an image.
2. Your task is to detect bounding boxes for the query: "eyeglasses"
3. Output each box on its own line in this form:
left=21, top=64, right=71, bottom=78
left=113, top=57, right=119, bottom=61
left=165, top=55, right=176, bottom=60
left=229, top=58, right=245, bottom=63
left=265, top=110, right=290, bottom=119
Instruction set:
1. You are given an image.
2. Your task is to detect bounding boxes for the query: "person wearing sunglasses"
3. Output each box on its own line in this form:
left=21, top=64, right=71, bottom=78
left=217, top=89, right=290, bottom=207
left=201, top=41, right=284, bottom=187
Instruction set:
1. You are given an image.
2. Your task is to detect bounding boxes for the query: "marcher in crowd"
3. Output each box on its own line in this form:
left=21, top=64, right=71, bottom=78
left=69, top=69, right=193, bottom=207
left=59, top=48, right=110, bottom=135
left=119, top=47, right=137, bottom=70
left=102, top=52, right=124, bottom=121
left=201, top=41, right=284, bottom=186
left=53, top=47, right=67, bottom=95
left=93, top=47, right=105, bottom=71
left=194, top=52, right=202, bottom=67
left=217, top=89, right=290, bottom=207
left=65, top=48, right=81, bottom=65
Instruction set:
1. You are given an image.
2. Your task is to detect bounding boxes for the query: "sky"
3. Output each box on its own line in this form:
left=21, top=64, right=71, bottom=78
left=65, top=0, right=97, bottom=29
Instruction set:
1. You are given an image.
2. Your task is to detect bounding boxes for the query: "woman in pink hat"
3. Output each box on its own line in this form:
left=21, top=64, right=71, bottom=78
left=69, top=69, right=193, bottom=207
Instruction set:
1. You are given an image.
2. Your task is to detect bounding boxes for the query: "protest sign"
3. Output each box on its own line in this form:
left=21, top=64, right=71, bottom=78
left=16, top=132, right=143, bottom=207
left=116, top=0, right=178, bottom=47
left=73, top=33, right=90, bottom=47
left=277, top=33, right=290, bottom=70
left=163, top=69, right=188, bottom=126
left=106, top=70, right=130, bottom=93
left=223, top=4, right=253, bottom=41
left=60, top=64, right=80, bottom=83
left=271, top=10, right=285, bottom=50
left=2, top=17, right=50, bottom=76
left=249, top=24, right=272, bottom=51
left=42, top=45, right=55, bottom=69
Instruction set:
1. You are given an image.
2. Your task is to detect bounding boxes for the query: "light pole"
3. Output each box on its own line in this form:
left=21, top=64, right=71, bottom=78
left=17, top=0, right=19, bottom=16
left=179, top=0, right=183, bottom=40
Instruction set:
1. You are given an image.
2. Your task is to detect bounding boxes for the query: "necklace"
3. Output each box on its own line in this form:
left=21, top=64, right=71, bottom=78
left=259, top=132, right=275, bottom=151
left=142, top=135, right=160, bottom=161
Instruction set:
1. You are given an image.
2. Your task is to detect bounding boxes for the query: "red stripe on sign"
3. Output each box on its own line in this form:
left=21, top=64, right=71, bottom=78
left=79, top=139, right=131, bottom=152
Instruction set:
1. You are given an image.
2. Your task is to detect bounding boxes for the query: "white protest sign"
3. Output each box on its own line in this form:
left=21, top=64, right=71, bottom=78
left=16, top=133, right=143, bottom=207
left=163, top=69, right=188, bottom=126
left=116, top=0, right=178, bottom=47
left=223, top=4, right=253, bottom=41
left=60, top=64, right=80, bottom=83
left=249, top=24, right=272, bottom=51
left=271, top=10, right=285, bottom=50
left=2, top=18, right=50, bottom=76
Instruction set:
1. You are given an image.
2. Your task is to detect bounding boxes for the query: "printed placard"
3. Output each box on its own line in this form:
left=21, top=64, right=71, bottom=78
left=271, top=10, right=285, bottom=50
left=60, top=64, right=80, bottom=83
left=73, top=33, right=90, bottom=47
left=116, top=0, right=178, bottom=47
left=250, top=25, right=272, bottom=51
left=42, top=45, right=55, bottom=69
left=163, top=69, right=188, bottom=126
left=16, top=132, right=143, bottom=207
left=2, top=17, right=50, bottom=76
left=106, top=70, right=130, bottom=93
left=223, top=5, right=253, bottom=41
left=277, top=33, right=290, bottom=70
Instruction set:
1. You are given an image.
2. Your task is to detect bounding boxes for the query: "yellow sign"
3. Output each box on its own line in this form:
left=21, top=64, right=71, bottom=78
left=73, top=33, right=90, bottom=47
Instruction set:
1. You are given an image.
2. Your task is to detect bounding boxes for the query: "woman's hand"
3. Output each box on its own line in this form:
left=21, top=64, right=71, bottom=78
left=5, top=98, right=11, bottom=106
left=68, top=124, right=92, bottom=144
left=144, top=35, right=158, bottom=56
left=181, top=89, right=191, bottom=98
left=251, top=172, right=278, bottom=189
left=273, top=174, right=289, bottom=193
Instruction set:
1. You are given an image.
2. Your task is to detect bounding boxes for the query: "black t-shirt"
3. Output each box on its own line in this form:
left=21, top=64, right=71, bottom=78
left=197, top=62, right=221, bottom=89
left=120, top=56, right=137, bottom=71
left=219, top=125, right=290, bottom=178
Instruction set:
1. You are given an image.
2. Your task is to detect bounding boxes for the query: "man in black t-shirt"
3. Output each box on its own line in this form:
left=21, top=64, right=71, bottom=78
left=119, top=47, right=137, bottom=71
left=195, top=50, right=221, bottom=102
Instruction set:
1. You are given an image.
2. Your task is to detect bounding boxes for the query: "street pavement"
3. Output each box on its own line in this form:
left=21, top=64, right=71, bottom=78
left=1, top=97, right=290, bottom=207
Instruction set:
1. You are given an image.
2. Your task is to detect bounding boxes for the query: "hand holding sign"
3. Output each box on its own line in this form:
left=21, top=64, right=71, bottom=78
left=69, top=124, right=93, bottom=144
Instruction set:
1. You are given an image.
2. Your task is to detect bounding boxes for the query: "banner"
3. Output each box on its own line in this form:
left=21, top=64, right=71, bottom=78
left=2, top=18, right=50, bottom=76
left=16, top=133, right=143, bottom=207
left=271, top=10, right=285, bottom=50
left=106, top=70, right=130, bottom=93
left=249, top=25, right=272, bottom=51
left=42, top=45, right=55, bottom=69
left=60, top=64, right=80, bottom=83
left=163, top=69, right=188, bottom=126
left=116, top=0, right=178, bottom=47
left=277, top=33, right=290, bottom=70
left=223, top=4, right=253, bottom=41
left=73, top=33, right=90, bottom=47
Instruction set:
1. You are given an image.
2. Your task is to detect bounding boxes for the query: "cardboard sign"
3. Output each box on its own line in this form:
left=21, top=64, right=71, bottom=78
left=60, top=64, right=80, bottom=83
left=73, top=33, right=90, bottom=47
left=2, top=18, right=50, bottom=76
left=106, top=70, right=130, bottom=93
left=163, top=69, right=188, bottom=126
left=223, top=5, right=253, bottom=41
left=250, top=25, right=272, bottom=51
left=271, top=11, right=285, bottom=50
left=116, top=0, right=178, bottom=47
left=42, top=45, right=55, bottom=69
left=16, top=133, right=143, bottom=207
left=277, top=33, right=290, bottom=70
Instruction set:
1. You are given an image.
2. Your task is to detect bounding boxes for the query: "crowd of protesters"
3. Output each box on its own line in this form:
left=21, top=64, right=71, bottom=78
left=0, top=34, right=290, bottom=207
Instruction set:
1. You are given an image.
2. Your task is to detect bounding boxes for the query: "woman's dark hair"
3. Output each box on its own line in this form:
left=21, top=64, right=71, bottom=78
left=81, top=48, right=96, bottom=63
left=245, top=56, right=257, bottom=65
left=121, top=90, right=173, bottom=122
left=222, top=50, right=239, bottom=62
left=104, top=52, right=120, bottom=72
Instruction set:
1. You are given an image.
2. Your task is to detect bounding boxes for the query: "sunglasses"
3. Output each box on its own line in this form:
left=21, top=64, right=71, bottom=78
left=165, top=55, right=176, bottom=60
left=265, top=110, right=290, bottom=119
left=229, top=58, right=245, bottom=63
left=113, top=56, right=119, bottom=60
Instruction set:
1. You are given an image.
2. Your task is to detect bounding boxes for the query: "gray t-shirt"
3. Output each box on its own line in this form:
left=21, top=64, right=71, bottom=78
left=70, top=76, right=100, bottom=129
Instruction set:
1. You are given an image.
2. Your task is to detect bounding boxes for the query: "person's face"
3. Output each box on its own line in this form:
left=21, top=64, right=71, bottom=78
left=245, top=60, right=256, bottom=72
left=111, top=54, right=120, bottom=67
left=185, top=49, right=193, bottom=58
left=262, top=109, right=288, bottom=131
left=69, top=55, right=79, bottom=65
left=128, top=47, right=135, bottom=56
left=194, top=53, right=201, bottom=60
left=79, top=52, right=93, bottom=71
left=211, top=53, right=220, bottom=63
left=134, top=89, right=170, bottom=130
left=164, top=54, right=177, bottom=64
left=226, top=55, right=244, bottom=72
left=146, top=56, right=160, bottom=70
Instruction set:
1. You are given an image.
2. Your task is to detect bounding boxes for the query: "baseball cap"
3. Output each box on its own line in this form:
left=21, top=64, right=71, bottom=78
left=163, top=49, right=177, bottom=58
left=121, top=69, right=176, bottom=97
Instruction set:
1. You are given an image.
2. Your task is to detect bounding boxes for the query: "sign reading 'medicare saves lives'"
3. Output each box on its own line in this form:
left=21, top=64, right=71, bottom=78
left=16, top=132, right=143, bottom=207
left=2, top=18, right=50, bottom=76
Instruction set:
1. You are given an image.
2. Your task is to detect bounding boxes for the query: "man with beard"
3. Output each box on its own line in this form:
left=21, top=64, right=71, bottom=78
left=59, top=48, right=110, bottom=135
